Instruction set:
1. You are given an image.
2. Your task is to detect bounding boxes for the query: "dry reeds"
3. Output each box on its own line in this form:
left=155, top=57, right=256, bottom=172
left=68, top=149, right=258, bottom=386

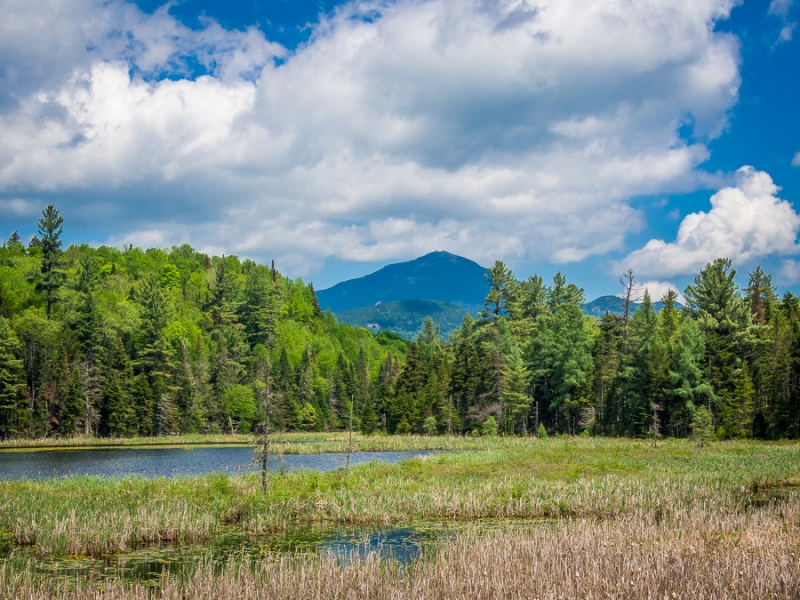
left=4, top=502, right=799, bottom=599
left=5, top=438, right=800, bottom=557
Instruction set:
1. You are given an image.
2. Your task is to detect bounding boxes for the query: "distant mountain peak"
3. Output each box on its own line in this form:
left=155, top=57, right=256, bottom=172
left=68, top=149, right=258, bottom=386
left=317, top=252, right=489, bottom=313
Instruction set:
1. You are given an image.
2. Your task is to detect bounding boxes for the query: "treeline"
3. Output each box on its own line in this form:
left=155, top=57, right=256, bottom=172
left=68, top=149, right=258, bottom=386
left=2, top=206, right=800, bottom=440
left=416, top=260, right=800, bottom=440
left=0, top=206, right=406, bottom=439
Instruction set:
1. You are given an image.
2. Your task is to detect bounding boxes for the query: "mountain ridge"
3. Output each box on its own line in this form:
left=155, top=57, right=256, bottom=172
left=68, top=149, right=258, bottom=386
left=317, top=250, right=489, bottom=313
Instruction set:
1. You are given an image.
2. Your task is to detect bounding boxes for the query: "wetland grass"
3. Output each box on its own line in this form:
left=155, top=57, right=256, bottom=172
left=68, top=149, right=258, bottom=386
left=3, top=437, right=800, bottom=558
left=3, top=501, right=800, bottom=599
left=0, top=433, right=495, bottom=454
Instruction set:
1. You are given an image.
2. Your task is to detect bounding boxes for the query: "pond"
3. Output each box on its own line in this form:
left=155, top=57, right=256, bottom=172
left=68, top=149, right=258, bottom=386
left=0, top=524, right=437, bottom=586
left=0, top=520, right=541, bottom=587
left=0, top=447, right=436, bottom=481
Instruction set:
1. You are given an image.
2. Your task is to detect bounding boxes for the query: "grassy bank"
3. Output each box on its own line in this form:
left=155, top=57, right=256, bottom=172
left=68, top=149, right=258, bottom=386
left=3, top=437, right=800, bottom=557
left=4, top=501, right=800, bottom=599
left=0, top=433, right=494, bottom=453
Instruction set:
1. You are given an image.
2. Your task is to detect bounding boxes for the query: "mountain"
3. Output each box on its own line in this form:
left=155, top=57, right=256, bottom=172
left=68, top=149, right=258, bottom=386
left=336, top=299, right=469, bottom=339
left=317, top=251, right=489, bottom=313
left=582, top=295, right=676, bottom=317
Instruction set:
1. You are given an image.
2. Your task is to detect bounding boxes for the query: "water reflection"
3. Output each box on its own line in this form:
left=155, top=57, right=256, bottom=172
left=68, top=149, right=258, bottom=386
left=0, top=447, right=435, bottom=481
left=2, top=524, right=442, bottom=587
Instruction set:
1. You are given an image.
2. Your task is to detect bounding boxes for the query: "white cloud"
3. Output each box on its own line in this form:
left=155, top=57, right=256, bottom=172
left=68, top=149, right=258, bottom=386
left=618, top=166, right=800, bottom=277
left=0, top=198, right=37, bottom=216
left=0, top=0, right=743, bottom=273
left=779, top=22, right=797, bottom=41
left=638, top=281, right=687, bottom=305
left=780, top=259, right=800, bottom=284
left=769, top=0, right=793, bottom=19
left=768, top=0, right=796, bottom=44
left=792, top=151, right=800, bottom=167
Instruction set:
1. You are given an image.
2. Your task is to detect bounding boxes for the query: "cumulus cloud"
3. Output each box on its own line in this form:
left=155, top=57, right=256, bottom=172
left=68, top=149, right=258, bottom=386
left=618, top=167, right=800, bottom=278
left=638, top=281, right=687, bottom=305
left=0, top=0, right=743, bottom=272
left=780, top=259, right=800, bottom=283
left=792, top=151, right=800, bottom=167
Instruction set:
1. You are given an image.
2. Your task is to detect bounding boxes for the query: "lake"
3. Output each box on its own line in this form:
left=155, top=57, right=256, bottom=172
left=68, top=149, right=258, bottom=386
left=0, top=446, right=435, bottom=481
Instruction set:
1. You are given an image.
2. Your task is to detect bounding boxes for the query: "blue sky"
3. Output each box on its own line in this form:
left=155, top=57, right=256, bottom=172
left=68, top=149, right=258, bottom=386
left=0, top=0, right=798, bottom=300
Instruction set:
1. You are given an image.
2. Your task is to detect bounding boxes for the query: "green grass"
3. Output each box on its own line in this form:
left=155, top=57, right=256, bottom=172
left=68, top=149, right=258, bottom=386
left=0, top=432, right=493, bottom=453
left=2, top=437, right=800, bottom=557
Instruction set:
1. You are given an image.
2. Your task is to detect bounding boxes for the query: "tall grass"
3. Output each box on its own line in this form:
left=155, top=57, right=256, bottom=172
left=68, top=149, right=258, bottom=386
left=4, top=500, right=800, bottom=599
left=3, top=438, right=800, bottom=557
left=0, top=433, right=495, bottom=453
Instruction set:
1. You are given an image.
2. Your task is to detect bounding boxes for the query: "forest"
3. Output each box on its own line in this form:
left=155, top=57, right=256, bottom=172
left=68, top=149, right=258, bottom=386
left=1, top=205, right=799, bottom=440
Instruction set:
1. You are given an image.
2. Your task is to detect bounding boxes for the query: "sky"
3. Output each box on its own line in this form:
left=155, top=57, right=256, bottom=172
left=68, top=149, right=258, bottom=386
left=0, top=0, right=798, bottom=300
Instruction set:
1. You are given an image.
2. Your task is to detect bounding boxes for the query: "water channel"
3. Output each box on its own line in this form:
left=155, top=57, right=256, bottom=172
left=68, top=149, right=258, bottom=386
left=0, top=446, right=504, bottom=587
left=0, top=524, right=450, bottom=586
left=0, top=446, right=435, bottom=480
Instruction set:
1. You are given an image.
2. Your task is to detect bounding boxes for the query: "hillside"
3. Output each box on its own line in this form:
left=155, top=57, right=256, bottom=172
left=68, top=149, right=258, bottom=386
left=336, top=299, right=469, bottom=339
left=583, top=295, right=674, bottom=317
left=0, top=207, right=407, bottom=439
left=317, top=251, right=489, bottom=313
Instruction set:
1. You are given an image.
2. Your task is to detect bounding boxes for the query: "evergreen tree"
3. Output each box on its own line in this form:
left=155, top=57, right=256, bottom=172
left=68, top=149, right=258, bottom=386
left=684, top=258, right=752, bottom=431
left=34, top=205, right=65, bottom=318
left=102, top=370, right=133, bottom=437
left=529, top=298, right=592, bottom=434
left=240, top=265, right=278, bottom=347
left=60, top=369, right=85, bottom=436
left=591, top=312, right=623, bottom=434
left=620, top=291, right=669, bottom=436
left=746, top=266, right=776, bottom=325
left=666, top=318, right=712, bottom=437
left=501, top=343, right=530, bottom=434
left=0, top=317, right=24, bottom=438
left=481, top=261, right=516, bottom=324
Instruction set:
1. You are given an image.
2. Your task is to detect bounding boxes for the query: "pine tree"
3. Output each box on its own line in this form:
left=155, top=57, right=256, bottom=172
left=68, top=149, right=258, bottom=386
left=684, top=258, right=752, bottom=429
left=621, top=291, right=669, bottom=436
left=501, top=343, right=530, bottom=434
left=35, top=205, right=65, bottom=319
left=481, top=261, right=516, bottom=324
left=666, top=318, right=713, bottom=437
left=60, top=369, right=85, bottom=436
left=746, top=266, right=776, bottom=326
left=241, top=265, right=279, bottom=348
left=102, top=370, right=133, bottom=437
left=591, top=312, right=623, bottom=434
left=0, top=317, right=24, bottom=438
left=529, top=296, right=592, bottom=434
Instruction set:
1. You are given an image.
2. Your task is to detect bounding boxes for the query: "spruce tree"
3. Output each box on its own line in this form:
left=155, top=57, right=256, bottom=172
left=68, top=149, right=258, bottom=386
left=666, top=318, right=713, bottom=437
left=685, top=258, right=752, bottom=432
left=0, top=317, right=24, bottom=438
left=481, top=261, right=516, bottom=324
left=60, top=369, right=85, bottom=436
left=501, top=343, right=530, bottom=434
left=35, top=205, right=65, bottom=318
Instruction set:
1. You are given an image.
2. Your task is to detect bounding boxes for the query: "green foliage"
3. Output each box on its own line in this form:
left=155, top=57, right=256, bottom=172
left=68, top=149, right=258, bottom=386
left=2, top=205, right=799, bottom=441
left=481, top=415, right=498, bottom=436
left=423, top=415, right=438, bottom=436
left=691, top=405, right=714, bottom=447
left=536, top=423, right=548, bottom=438
left=0, top=207, right=408, bottom=440
left=33, top=205, right=65, bottom=318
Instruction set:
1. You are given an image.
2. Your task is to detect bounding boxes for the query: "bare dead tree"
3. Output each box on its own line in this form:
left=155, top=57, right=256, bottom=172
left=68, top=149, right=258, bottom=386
left=346, top=394, right=354, bottom=473
left=254, top=356, right=272, bottom=495
left=620, top=269, right=640, bottom=344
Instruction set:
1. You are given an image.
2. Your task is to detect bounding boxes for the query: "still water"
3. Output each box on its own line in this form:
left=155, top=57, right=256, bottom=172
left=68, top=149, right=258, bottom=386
left=0, top=446, right=435, bottom=481
left=0, top=524, right=446, bottom=586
